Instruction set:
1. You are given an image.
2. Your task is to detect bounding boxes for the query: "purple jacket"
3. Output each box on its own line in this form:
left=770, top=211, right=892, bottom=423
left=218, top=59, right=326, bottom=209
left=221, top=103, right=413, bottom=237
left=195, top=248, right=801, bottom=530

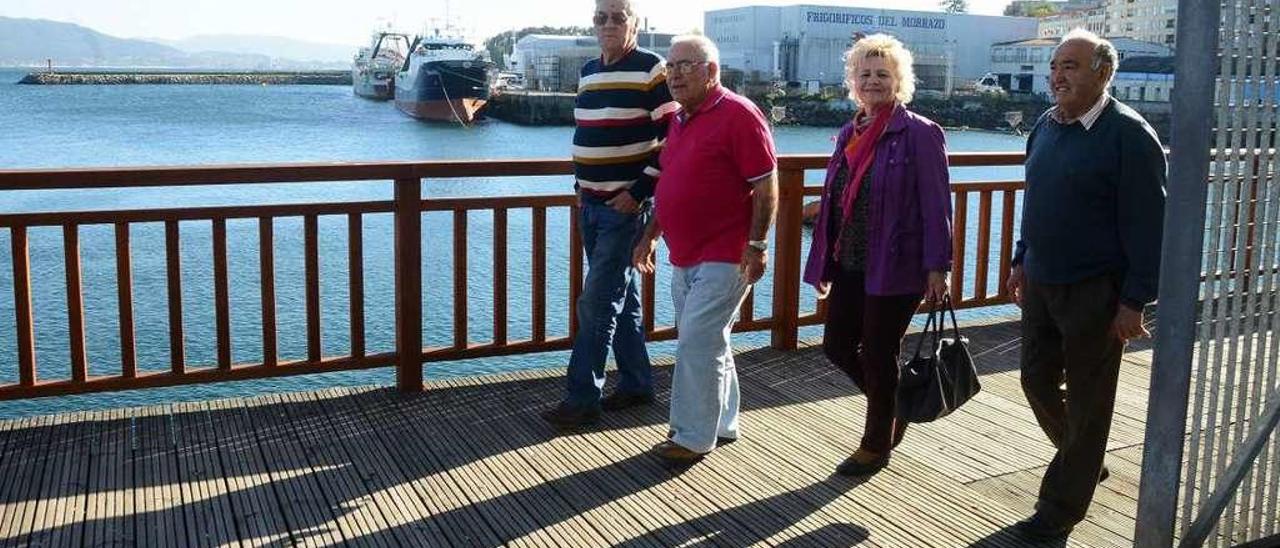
left=803, top=105, right=953, bottom=296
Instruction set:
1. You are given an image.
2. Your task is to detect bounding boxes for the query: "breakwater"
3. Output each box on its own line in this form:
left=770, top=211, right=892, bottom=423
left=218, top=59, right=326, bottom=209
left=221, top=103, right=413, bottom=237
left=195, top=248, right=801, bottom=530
left=19, top=70, right=352, bottom=85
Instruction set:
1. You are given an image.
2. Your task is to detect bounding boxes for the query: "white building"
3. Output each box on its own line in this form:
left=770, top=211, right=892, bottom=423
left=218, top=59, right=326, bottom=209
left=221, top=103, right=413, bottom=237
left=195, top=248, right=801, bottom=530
left=1111, top=56, right=1174, bottom=103
left=1039, top=0, right=1178, bottom=47
left=705, top=5, right=1037, bottom=93
left=508, top=35, right=600, bottom=92
left=988, top=36, right=1172, bottom=96
left=508, top=33, right=675, bottom=92
left=1103, top=0, right=1177, bottom=47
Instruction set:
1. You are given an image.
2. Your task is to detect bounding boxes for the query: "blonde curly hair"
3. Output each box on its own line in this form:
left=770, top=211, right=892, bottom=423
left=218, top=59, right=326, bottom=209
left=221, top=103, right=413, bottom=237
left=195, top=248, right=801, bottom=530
left=843, top=33, right=916, bottom=106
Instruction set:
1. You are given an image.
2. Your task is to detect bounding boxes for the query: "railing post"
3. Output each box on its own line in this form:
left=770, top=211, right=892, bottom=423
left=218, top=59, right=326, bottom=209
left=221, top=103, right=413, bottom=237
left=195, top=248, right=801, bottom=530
left=771, top=167, right=804, bottom=351
left=394, top=177, right=424, bottom=392
left=1135, top=0, right=1221, bottom=545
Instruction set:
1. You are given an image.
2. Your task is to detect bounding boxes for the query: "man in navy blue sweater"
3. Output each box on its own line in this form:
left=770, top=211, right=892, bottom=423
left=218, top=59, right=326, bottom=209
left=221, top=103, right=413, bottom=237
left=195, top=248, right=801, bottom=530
left=1007, top=29, right=1166, bottom=540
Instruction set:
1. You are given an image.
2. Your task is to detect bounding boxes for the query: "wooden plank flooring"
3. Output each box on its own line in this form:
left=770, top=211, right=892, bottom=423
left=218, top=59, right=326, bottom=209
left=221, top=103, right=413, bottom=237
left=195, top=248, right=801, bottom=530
left=0, top=316, right=1262, bottom=547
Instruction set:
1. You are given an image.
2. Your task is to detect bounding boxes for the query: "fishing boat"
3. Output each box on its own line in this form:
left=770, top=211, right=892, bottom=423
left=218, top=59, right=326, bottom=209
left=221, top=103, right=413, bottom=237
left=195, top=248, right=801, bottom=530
left=394, top=28, right=496, bottom=123
left=352, top=30, right=410, bottom=100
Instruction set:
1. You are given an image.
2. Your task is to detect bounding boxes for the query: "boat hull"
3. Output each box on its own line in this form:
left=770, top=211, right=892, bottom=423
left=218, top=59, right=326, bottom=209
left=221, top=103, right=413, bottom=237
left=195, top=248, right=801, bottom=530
left=395, top=59, right=493, bottom=123
left=353, top=77, right=394, bottom=100
left=395, top=97, right=487, bottom=122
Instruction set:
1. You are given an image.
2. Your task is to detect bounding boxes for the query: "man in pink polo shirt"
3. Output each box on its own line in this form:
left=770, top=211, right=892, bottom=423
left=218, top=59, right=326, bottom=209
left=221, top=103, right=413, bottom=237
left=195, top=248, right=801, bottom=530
left=632, top=34, right=778, bottom=464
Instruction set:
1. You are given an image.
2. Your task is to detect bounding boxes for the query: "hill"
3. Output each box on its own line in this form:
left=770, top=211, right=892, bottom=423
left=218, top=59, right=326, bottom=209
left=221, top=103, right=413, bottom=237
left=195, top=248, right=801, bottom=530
left=154, top=34, right=355, bottom=64
left=0, top=17, right=350, bottom=69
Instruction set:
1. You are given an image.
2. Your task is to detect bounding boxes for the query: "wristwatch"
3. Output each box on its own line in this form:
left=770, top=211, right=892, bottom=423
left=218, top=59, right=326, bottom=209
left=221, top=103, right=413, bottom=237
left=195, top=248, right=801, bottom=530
left=747, top=240, right=768, bottom=252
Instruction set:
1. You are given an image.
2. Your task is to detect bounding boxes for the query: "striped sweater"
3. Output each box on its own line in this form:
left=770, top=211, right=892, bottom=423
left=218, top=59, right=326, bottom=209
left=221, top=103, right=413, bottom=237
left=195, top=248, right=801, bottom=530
left=573, top=47, right=678, bottom=201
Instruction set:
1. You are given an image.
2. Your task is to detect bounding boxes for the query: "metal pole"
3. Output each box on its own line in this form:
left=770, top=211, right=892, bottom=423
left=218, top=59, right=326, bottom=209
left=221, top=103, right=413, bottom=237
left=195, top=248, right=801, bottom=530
left=1134, top=1, right=1222, bottom=547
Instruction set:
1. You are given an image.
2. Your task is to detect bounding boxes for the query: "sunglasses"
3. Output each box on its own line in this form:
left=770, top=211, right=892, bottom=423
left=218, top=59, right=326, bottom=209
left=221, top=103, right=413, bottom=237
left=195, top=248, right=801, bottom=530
left=664, top=61, right=707, bottom=75
left=593, top=12, right=630, bottom=26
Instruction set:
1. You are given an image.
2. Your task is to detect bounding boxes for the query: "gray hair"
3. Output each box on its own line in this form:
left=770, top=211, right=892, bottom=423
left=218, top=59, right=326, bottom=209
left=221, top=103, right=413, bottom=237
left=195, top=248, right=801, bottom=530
left=670, top=34, right=721, bottom=83
left=1059, top=28, right=1118, bottom=84
left=670, top=34, right=721, bottom=65
left=595, top=0, right=636, bottom=17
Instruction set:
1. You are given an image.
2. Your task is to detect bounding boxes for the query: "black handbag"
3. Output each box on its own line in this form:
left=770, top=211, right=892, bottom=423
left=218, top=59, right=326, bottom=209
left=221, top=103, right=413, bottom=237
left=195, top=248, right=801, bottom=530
left=896, top=296, right=980, bottom=423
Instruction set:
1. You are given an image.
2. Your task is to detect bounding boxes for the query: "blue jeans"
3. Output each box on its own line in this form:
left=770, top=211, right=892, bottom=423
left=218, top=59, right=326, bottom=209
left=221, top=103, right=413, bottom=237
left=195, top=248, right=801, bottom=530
left=564, top=200, right=654, bottom=408
left=668, top=262, right=751, bottom=453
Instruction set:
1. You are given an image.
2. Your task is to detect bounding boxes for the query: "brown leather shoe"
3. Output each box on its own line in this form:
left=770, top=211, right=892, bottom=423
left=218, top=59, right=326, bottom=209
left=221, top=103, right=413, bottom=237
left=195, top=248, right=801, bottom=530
left=835, top=448, right=889, bottom=477
left=653, top=440, right=706, bottom=464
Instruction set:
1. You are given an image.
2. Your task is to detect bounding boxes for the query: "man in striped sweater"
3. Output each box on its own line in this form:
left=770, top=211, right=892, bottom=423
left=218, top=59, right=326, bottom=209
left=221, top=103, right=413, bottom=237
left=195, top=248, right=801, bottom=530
left=543, top=0, right=678, bottom=427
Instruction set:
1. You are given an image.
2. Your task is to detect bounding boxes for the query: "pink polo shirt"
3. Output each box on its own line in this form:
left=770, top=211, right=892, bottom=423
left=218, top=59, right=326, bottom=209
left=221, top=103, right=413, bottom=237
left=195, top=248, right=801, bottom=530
left=656, top=85, right=777, bottom=267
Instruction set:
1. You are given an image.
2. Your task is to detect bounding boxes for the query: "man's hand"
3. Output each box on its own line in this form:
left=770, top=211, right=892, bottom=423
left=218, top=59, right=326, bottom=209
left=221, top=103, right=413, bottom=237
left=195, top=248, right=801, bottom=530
left=925, top=271, right=950, bottom=307
left=606, top=191, right=640, bottom=214
left=739, top=247, right=767, bottom=284
left=633, top=236, right=658, bottom=274
left=1007, top=265, right=1025, bottom=308
left=1112, top=305, right=1150, bottom=342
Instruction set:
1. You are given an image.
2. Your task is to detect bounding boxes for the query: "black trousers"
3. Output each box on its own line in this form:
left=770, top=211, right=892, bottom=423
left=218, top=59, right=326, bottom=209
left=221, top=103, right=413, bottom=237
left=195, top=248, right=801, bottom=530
left=1020, top=273, right=1125, bottom=525
left=822, top=269, right=923, bottom=455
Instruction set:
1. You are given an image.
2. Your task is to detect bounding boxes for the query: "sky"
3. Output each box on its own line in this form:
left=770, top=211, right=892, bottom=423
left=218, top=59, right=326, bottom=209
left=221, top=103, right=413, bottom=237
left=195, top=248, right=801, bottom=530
left=2, top=0, right=1017, bottom=46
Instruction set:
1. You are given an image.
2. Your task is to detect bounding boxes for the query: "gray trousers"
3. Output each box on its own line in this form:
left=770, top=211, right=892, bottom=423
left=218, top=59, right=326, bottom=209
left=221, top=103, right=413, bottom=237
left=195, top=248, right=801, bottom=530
left=1020, top=273, right=1125, bottom=525
left=669, top=262, right=751, bottom=454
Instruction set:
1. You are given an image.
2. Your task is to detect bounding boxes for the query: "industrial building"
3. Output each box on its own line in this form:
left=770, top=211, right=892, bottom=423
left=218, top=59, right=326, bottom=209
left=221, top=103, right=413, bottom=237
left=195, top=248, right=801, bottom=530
left=988, top=36, right=1172, bottom=96
left=704, top=5, right=1037, bottom=94
left=508, top=33, right=674, bottom=92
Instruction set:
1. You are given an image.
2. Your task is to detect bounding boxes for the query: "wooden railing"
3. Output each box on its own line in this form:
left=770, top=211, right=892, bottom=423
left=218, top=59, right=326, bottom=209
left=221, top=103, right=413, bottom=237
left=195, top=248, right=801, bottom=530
left=0, top=153, right=1026, bottom=400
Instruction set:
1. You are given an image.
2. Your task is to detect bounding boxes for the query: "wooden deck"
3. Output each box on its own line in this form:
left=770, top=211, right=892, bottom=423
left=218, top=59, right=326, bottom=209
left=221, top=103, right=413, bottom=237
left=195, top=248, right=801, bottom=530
left=0, top=315, right=1159, bottom=548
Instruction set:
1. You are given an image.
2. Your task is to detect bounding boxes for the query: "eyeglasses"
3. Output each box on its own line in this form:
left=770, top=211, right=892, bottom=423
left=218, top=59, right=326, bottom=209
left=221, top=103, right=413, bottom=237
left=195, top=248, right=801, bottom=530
left=664, top=61, right=707, bottom=75
left=593, top=12, right=630, bottom=26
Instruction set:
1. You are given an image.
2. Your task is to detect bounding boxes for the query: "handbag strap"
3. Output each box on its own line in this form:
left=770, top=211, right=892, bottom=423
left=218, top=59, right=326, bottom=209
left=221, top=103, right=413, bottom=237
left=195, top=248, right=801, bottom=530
left=943, top=295, right=962, bottom=340
left=910, top=305, right=942, bottom=361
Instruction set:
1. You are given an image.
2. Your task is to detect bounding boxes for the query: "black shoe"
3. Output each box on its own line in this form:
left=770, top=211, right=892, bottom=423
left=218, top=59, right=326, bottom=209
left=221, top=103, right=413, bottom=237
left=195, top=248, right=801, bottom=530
left=541, top=402, right=600, bottom=427
left=1099, top=465, right=1110, bottom=484
left=1015, top=512, right=1074, bottom=540
left=600, top=391, right=655, bottom=412
left=835, top=450, right=889, bottom=477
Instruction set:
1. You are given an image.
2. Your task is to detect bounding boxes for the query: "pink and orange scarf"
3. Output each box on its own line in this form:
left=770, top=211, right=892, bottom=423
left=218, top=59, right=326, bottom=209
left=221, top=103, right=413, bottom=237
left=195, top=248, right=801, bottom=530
left=838, top=103, right=894, bottom=219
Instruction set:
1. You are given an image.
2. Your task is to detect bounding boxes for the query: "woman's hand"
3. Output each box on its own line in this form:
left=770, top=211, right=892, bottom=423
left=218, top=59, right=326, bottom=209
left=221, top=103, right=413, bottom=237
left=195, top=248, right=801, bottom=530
left=925, top=271, right=950, bottom=307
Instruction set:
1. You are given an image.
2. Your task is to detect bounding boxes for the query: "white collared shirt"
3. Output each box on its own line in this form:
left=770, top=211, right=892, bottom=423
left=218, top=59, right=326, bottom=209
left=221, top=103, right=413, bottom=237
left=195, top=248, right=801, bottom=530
left=1050, top=93, right=1110, bottom=130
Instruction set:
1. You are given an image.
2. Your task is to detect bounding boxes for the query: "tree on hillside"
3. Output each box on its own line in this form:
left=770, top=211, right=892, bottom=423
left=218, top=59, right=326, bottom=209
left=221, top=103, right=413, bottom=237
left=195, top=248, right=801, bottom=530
left=1027, top=4, right=1058, bottom=16
left=484, top=26, right=593, bottom=68
left=940, top=0, right=969, bottom=13
left=1004, top=1, right=1059, bottom=17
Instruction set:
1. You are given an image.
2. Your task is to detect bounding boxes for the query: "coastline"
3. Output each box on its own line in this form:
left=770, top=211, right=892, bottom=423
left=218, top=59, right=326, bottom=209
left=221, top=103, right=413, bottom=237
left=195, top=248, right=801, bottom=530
left=18, top=70, right=353, bottom=85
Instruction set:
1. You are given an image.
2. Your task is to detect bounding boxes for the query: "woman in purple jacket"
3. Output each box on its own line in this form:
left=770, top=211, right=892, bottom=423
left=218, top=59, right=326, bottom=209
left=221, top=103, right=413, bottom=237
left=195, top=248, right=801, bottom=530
left=803, top=34, right=953, bottom=477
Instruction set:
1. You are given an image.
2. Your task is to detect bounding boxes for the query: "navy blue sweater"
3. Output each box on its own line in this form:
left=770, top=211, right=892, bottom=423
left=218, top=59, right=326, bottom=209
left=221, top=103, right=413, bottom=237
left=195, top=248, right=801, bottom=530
left=1013, top=98, right=1167, bottom=310
left=572, top=47, right=677, bottom=202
